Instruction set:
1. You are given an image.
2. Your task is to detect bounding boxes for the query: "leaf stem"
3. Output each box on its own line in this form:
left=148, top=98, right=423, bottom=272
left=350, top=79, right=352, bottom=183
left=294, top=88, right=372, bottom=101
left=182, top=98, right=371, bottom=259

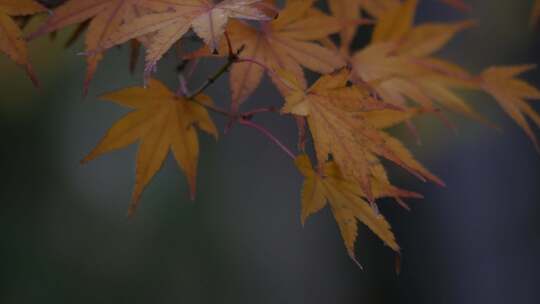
left=179, top=39, right=294, bottom=160
left=239, top=118, right=296, bottom=159
left=242, top=106, right=277, bottom=117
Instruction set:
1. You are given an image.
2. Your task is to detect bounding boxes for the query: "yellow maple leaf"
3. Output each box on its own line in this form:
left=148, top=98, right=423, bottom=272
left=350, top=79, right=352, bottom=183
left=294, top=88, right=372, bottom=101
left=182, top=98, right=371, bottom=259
left=281, top=69, right=443, bottom=203
left=326, top=0, right=397, bottom=53
left=296, top=154, right=420, bottom=263
left=0, top=0, right=45, bottom=85
left=360, top=107, right=421, bottom=130
left=481, top=65, right=540, bottom=149
left=82, top=79, right=217, bottom=216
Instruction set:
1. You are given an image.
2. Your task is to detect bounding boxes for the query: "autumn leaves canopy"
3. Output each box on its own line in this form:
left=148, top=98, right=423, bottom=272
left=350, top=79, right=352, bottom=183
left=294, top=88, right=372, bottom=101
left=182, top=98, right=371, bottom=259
left=2, top=0, right=540, bottom=265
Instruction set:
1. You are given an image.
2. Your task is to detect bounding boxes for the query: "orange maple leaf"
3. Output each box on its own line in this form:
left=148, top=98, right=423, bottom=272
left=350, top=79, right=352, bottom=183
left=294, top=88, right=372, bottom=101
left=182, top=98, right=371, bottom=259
left=82, top=79, right=217, bottom=216
left=296, top=154, right=420, bottom=265
left=0, top=0, right=46, bottom=85
left=281, top=69, right=443, bottom=203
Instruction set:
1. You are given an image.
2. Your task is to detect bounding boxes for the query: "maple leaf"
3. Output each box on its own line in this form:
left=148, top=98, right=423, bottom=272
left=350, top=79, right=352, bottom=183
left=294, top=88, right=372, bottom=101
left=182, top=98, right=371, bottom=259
left=28, top=0, right=157, bottom=94
left=480, top=65, right=540, bottom=149
left=188, top=0, right=346, bottom=107
left=327, top=0, right=362, bottom=54
left=82, top=79, right=218, bottom=216
left=360, top=107, right=422, bottom=130
left=95, top=0, right=273, bottom=74
left=295, top=154, right=420, bottom=263
left=351, top=0, right=485, bottom=123
left=0, top=0, right=46, bottom=85
left=281, top=69, right=443, bottom=203
left=325, top=0, right=384, bottom=55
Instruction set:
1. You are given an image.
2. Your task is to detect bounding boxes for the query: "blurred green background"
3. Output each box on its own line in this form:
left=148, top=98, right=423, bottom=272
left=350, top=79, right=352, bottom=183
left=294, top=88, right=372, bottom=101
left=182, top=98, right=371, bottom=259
left=1, top=0, right=540, bottom=303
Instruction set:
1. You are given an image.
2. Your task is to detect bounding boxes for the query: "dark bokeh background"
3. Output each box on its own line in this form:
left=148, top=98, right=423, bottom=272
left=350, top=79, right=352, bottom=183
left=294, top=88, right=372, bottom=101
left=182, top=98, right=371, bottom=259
left=1, top=0, right=539, bottom=303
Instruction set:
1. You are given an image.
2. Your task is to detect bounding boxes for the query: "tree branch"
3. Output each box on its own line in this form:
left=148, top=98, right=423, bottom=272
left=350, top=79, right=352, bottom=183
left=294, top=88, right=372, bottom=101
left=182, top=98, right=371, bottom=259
left=186, top=45, right=245, bottom=100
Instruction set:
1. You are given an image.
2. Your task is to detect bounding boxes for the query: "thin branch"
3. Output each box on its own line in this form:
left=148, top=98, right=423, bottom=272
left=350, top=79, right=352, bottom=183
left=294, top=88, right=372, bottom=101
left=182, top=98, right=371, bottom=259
left=240, top=119, right=296, bottom=159
left=242, top=106, right=277, bottom=117
left=224, top=31, right=234, bottom=56
left=175, top=38, right=294, bottom=159
left=186, top=45, right=245, bottom=100
left=187, top=61, right=232, bottom=99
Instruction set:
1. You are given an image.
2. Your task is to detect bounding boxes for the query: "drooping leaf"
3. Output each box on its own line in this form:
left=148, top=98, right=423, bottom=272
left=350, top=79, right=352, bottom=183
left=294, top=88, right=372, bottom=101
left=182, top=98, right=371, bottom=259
left=0, top=0, right=46, bottom=85
left=281, top=69, right=443, bottom=203
left=82, top=79, right=217, bottom=216
left=296, top=154, right=420, bottom=263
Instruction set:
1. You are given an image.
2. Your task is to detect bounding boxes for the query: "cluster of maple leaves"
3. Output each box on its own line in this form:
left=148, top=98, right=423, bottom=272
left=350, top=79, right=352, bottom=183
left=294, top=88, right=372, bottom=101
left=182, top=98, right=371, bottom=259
left=2, top=0, right=540, bottom=265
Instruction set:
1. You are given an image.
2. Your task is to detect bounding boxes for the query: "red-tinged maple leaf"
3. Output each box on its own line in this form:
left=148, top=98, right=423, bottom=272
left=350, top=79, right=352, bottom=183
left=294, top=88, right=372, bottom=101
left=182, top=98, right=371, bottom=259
left=295, top=154, right=421, bottom=264
left=82, top=79, right=217, bottom=216
left=0, top=0, right=46, bottom=85
left=28, top=0, right=159, bottom=94
left=188, top=0, right=346, bottom=108
left=95, top=0, right=273, bottom=74
left=281, top=69, right=443, bottom=203
left=481, top=65, right=540, bottom=149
